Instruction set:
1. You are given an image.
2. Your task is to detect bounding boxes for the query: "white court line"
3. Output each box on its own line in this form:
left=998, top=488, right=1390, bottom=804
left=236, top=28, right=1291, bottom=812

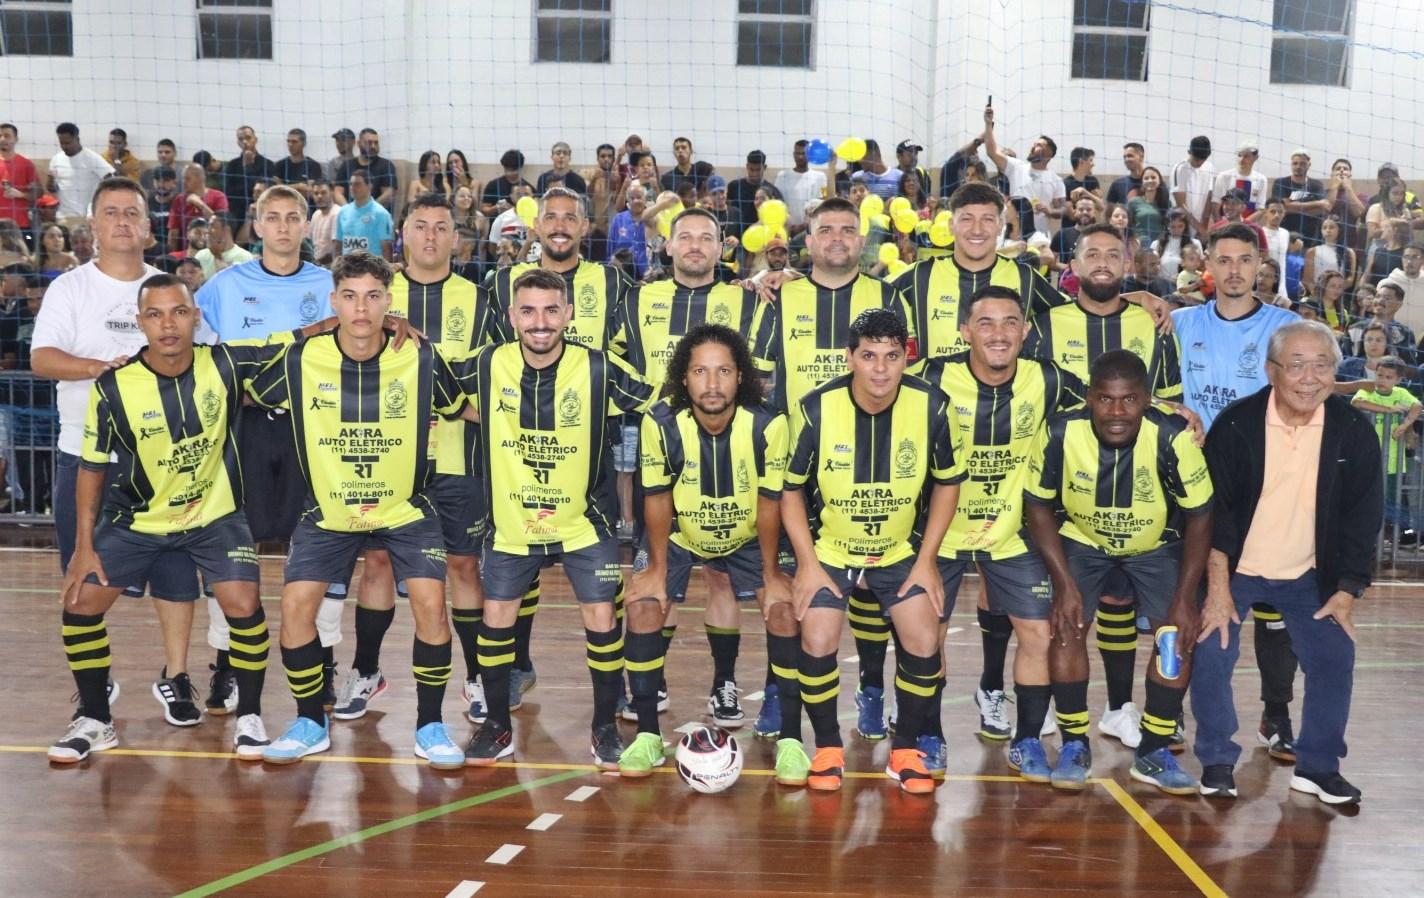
left=946, top=627, right=964, bottom=635
left=844, top=654, right=859, bottom=664
left=444, top=881, right=485, bottom=898
left=485, top=844, right=525, bottom=865
left=744, top=690, right=764, bottom=702
left=527, top=813, right=562, bottom=831
left=564, top=785, right=600, bottom=802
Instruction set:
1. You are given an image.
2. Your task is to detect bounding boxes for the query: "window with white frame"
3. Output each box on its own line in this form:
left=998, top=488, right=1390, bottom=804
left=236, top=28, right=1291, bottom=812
left=736, top=0, right=813, bottom=69
left=197, top=0, right=273, bottom=61
left=1270, top=0, right=1352, bottom=86
left=534, top=0, right=612, bottom=64
left=1071, top=0, right=1149, bottom=81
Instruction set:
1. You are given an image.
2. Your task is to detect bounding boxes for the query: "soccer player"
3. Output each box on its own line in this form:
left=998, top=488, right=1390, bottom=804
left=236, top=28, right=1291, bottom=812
left=49, top=274, right=281, bottom=762
left=749, top=195, right=914, bottom=740
left=332, top=194, right=497, bottom=723
left=248, top=252, right=476, bottom=768
left=462, top=268, right=654, bottom=769
left=916, top=286, right=1085, bottom=777
left=195, top=184, right=337, bottom=716
left=619, top=324, right=793, bottom=777
left=782, top=308, right=965, bottom=794
left=1026, top=350, right=1213, bottom=794
left=484, top=186, right=632, bottom=707
left=1022, top=221, right=1187, bottom=749
left=614, top=207, right=764, bottom=725
left=1173, top=222, right=1303, bottom=763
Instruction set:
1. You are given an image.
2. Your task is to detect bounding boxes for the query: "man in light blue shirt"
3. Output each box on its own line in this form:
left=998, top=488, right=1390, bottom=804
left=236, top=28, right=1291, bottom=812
left=335, top=169, right=393, bottom=260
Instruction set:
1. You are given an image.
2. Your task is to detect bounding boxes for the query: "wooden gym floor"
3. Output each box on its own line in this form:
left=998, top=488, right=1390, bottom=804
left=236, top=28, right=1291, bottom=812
left=0, top=546, right=1421, bottom=897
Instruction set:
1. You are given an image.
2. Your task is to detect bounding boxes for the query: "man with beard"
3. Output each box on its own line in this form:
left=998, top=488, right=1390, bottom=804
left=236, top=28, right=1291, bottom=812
left=335, top=128, right=398, bottom=212
left=223, top=126, right=274, bottom=223
left=1051, top=196, right=1099, bottom=273
left=982, top=105, right=1066, bottom=237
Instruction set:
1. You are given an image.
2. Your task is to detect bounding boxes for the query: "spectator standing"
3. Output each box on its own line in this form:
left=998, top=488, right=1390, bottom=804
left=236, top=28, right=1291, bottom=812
left=1171, top=135, right=1215, bottom=238
left=47, top=123, right=113, bottom=225
left=275, top=128, right=322, bottom=200
left=1106, top=142, right=1146, bottom=204
left=1063, top=146, right=1102, bottom=206
left=0, top=123, right=38, bottom=231
left=894, top=140, right=931, bottom=198
left=607, top=183, right=651, bottom=278
left=139, top=138, right=177, bottom=194
left=102, top=128, right=141, bottom=182
left=1271, top=149, right=1330, bottom=247
left=982, top=106, right=1065, bottom=236
left=658, top=137, right=703, bottom=195
left=849, top=140, right=904, bottom=201
left=1127, top=166, right=1170, bottom=244
left=537, top=141, right=587, bottom=195
left=726, top=150, right=768, bottom=239
left=326, top=128, right=356, bottom=186
left=1211, top=140, right=1268, bottom=219
left=406, top=150, right=447, bottom=206
left=481, top=149, right=534, bottom=217
left=223, top=125, right=274, bottom=224
left=1383, top=244, right=1424, bottom=334
left=334, top=128, right=397, bottom=212
left=774, top=139, right=828, bottom=236
left=1325, top=158, right=1369, bottom=258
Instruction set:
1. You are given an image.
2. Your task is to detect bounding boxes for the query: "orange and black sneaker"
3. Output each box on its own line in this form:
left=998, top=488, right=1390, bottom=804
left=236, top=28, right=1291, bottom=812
left=887, top=748, right=936, bottom=794
left=807, top=746, right=845, bottom=791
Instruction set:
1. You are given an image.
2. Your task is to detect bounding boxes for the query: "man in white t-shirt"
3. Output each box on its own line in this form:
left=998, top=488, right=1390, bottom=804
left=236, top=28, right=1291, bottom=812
left=1384, top=245, right=1424, bottom=335
left=773, top=139, right=828, bottom=235
left=47, top=123, right=114, bottom=223
left=1171, top=135, right=1216, bottom=238
left=31, top=176, right=217, bottom=727
left=982, top=105, right=1065, bottom=236
left=1211, top=140, right=1268, bottom=221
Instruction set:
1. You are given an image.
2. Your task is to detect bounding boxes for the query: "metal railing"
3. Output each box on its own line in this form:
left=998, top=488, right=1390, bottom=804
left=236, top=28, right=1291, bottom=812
left=0, top=371, right=56, bottom=524
left=1373, top=411, right=1420, bottom=570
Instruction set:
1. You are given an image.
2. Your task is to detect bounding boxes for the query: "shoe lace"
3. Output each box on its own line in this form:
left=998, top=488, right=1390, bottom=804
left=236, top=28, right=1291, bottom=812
left=715, top=680, right=739, bottom=708
left=171, top=673, right=196, bottom=703
left=335, top=669, right=362, bottom=705
left=984, top=690, right=1010, bottom=723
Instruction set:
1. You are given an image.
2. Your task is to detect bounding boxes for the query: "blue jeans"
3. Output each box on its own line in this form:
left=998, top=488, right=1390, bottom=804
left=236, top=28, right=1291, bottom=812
left=1190, top=569, right=1355, bottom=775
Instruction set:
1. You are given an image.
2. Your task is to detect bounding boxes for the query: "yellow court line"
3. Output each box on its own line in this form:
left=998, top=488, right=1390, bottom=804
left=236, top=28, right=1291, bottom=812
left=1097, top=778, right=1228, bottom=898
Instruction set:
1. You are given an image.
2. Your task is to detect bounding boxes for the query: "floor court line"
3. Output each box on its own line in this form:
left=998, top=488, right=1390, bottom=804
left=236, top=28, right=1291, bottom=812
left=526, top=812, right=562, bottom=831
left=484, top=843, right=525, bottom=865
left=1098, top=778, right=1227, bottom=898
left=443, top=882, right=484, bottom=898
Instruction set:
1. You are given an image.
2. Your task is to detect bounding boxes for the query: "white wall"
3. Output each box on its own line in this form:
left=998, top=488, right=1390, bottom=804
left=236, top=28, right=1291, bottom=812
left=0, top=1, right=1420, bottom=183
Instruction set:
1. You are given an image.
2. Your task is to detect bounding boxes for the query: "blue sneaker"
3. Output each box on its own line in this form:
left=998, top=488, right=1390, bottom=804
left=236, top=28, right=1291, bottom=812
left=414, top=722, right=465, bottom=770
left=510, top=667, right=537, bottom=711
left=1050, top=740, right=1092, bottom=791
left=1008, top=737, right=1051, bottom=783
left=1130, top=747, right=1199, bottom=795
left=754, top=684, right=781, bottom=738
left=263, top=716, right=330, bottom=764
left=917, top=734, right=947, bottom=778
left=855, top=687, right=887, bottom=741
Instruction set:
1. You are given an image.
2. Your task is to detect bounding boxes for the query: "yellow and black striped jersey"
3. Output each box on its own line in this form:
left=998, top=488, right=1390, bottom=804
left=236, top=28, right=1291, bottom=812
left=1022, top=301, right=1182, bottom=401
left=1026, top=406, right=1213, bottom=556
left=388, top=271, right=495, bottom=477
left=749, top=273, right=916, bottom=416
left=487, top=259, right=631, bottom=350
left=248, top=331, right=467, bottom=533
left=612, top=279, right=761, bottom=396
left=640, top=399, right=788, bottom=559
left=917, top=353, right=1085, bottom=560
left=890, top=254, right=1069, bottom=359
left=82, top=342, right=285, bottom=534
left=785, top=374, right=965, bottom=569
left=467, top=341, right=654, bottom=555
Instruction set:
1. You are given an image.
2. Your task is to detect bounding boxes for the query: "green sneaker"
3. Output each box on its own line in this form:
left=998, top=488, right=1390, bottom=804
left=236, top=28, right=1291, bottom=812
left=775, top=738, right=811, bottom=786
left=618, top=732, right=666, bottom=778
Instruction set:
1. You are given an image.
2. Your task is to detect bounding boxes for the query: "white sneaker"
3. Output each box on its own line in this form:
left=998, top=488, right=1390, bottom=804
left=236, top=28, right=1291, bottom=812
left=49, top=716, right=118, bottom=763
left=974, top=687, right=1012, bottom=741
left=1040, top=697, right=1058, bottom=738
left=234, top=714, right=270, bottom=761
left=1098, top=701, right=1143, bottom=748
left=462, top=678, right=487, bottom=724
left=331, top=669, right=387, bottom=720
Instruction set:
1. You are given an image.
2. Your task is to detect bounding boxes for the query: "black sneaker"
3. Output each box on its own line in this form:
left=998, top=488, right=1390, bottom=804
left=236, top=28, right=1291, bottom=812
left=591, top=722, right=624, bottom=770
left=1290, top=770, right=1362, bottom=805
left=206, top=663, right=238, bottom=715
left=321, top=662, right=338, bottom=711
left=1398, top=529, right=1420, bottom=548
left=707, top=679, right=745, bottom=728
left=152, top=669, right=203, bottom=727
left=1258, top=716, right=1297, bottom=763
left=464, top=720, right=514, bottom=766
left=1199, top=764, right=1237, bottom=799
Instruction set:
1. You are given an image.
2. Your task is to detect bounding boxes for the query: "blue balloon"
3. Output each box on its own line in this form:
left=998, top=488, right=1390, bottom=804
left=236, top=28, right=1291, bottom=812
left=806, top=139, right=831, bottom=165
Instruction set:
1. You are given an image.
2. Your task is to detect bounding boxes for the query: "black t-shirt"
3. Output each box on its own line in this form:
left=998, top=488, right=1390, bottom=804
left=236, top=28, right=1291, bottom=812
left=1063, top=175, right=1101, bottom=198
left=1051, top=226, right=1081, bottom=264
left=0, top=300, right=34, bottom=369
left=336, top=156, right=398, bottom=199
left=481, top=176, right=535, bottom=209
left=1270, top=176, right=1326, bottom=246
left=276, top=157, right=323, bottom=188
left=1123, top=275, right=1174, bottom=298
left=726, top=177, right=764, bottom=238
left=1107, top=175, right=1141, bottom=205
left=223, top=153, right=275, bottom=221
left=660, top=166, right=707, bottom=194
left=536, top=169, right=588, bottom=195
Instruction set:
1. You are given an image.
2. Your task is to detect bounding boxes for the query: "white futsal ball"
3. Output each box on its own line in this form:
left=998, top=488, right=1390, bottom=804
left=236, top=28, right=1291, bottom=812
left=675, top=726, right=743, bottom=794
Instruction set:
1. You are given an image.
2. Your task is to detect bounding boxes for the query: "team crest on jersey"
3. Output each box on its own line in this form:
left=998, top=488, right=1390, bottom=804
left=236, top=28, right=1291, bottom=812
left=1133, top=465, right=1155, bottom=502
left=1129, top=336, right=1146, bottom=357
left=1237, top=342, right=1261, bottom=378
left=559, top=387, right=582, bottom=426
left=447, top=306, right=467, bottom=339
left=894, top=437, right=918, bottom=478
left=300, top=292, right=320, bottom=323
left=736, top=459, right=750, bottom=493
left=384, top=379, right=408, bottom=418
left=1014, top=401, right=1037, bottom=439
left=200, top=389, right=221, bottom=427
left=710, top=303, right=731, bottom=325
left=578, top=283, right=598, bottom=315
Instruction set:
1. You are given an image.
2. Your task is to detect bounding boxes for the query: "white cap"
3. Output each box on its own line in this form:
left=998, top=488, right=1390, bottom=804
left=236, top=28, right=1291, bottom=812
left=1237, top=139, right=1260, bottom=155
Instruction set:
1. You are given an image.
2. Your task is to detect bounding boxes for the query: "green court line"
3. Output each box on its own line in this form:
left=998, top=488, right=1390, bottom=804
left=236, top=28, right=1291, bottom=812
left=171, top=768, right=587, bottom=898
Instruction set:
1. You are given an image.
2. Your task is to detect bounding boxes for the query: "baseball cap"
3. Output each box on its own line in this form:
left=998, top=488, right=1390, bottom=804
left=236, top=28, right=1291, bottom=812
left=767, top=236, right=788, bottom=251
left=706, top=174, right=727, bottom=193
left=1189, top=135, right=1211, bottom=158
left=896, top=140, right=923, bottom=154
left=35, top=194, right=58, bottom=208
left=332, top=128, right=355, bottom=140
left=1222, top=188, right=1248, bottom=203
left=1237, top=139, right=1259, bottom=155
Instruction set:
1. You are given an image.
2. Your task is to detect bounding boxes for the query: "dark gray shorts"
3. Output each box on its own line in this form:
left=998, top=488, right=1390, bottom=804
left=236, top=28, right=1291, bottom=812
left=634, top=538, right=765, bottom=603
left=807, top=556, right=961, bottom=622
left=285, top=514, right=447, bottom=585
left=1064, top=540, right=1180, bottom=622
left=429, top=473, right=485, bottom=556
left=939, top=553, right=1053, bottom=621
left=89, top=512, right=258, bottom=600
left=482, top=537, right=622, bottom=604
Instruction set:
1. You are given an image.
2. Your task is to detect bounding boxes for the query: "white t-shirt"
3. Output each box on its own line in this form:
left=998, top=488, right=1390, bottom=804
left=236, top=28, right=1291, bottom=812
left=773, top=168, right=828, bottom=226
left=1386, top=268, right=1424, bottom=335
left=1003, top=157, right=1066, bottom=234
left=30, top=261, right=214, bottom=455
left=1212, top=168, right=1268, bottom=213
left=1170, top=158, right=1215, bottom=227
left=48, top=148, right=114, bottom=218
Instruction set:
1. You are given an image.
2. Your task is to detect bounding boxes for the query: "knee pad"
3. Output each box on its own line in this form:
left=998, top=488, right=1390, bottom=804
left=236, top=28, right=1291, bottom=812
left=317, top=596, right=346, bottom=647
left=206, top=596, right=230, bottom=651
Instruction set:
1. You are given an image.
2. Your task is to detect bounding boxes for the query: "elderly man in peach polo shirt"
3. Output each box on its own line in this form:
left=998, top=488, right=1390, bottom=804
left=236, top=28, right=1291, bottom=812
left=1192, top=320, right=1383, bottom=806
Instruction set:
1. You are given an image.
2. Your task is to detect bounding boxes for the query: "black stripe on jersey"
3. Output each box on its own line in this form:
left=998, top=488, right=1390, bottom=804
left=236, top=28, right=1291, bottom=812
left=98, top=379, right=157, bottom=521
left=519, top=358, right=559, bottom=432
left=585, top=352, right=613, bottom=537
left=1086, top=311, right=1122, bottom=370
left=602, top=264, right=622, bottom=346
left=958, top=266, right=989, bottom=328
left=156, top=370, right=204, bottom=444
left=1155, top=413, right=1185, bottom=498
left=339, top=356, right=381, bottom=423
left=971, top=381, right=1014, bottom=447
left=411, top=342, right=436, bottom=497
left=700, top=429, right=736, bottom=499
left=814, top=282, right=855, bottom=348
left=671, top=285, right=708, bottom=337
left=912, top=261, right=934, bottom=349
left=1095, top=444, right=1134, bottom=509
left=407, top=280, right=445, bottom=343
left=853, top=407, right=893, bottom=483
left=750, top=405, right=771, bottom=479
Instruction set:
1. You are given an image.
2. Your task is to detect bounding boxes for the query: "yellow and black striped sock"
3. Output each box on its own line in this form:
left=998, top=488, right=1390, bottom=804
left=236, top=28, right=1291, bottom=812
left=658, top=623, right=677, bottom=692
left=1139, top=678, right=1185, bottom=756
left=706, top=625, right=740, bottom=687
left=848, top=586, right=889, bottom=692
left=766, top=633, right=801, bottom=741
left=614, top=578, right=626, bottom=622
left=624, top=629, right=664, bottom=734
left=891, top=650, right=942, bottom=750
left=1095, top=603, right=1138, bottom=710
left=586, top=625, right=625, bottom=728
left=512, top=575, right=540, bottom=672
left=477, top=621, right=517, bottom=727
left=282, top=637, right=326, bottom=723
left=412, top=638, right=452, bottom=728
left=450, top=607, right=482, bottom=681
left=1051, top=679, right=1091, bottom=745
left=800, top=650, right=842, bottom=748
left=225, top=608, right=270, bottom=717
left=62, top=611, right=111, bottom=723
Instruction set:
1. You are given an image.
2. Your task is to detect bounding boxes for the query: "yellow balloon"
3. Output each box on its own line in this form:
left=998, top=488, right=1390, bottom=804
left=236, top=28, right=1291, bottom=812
left=758, top=199, right=789, bottom=230
left=929, top=222, right=953, bottom=247
left=860, top=194, right=885, bottom=219
left=742, top=224, right=770, bottom=254
left=934, top=210, right=951, bottom=227
left=836, top=138, right=867, bottom=163
left=893, top=209, right=919, bottom=234
left=887, top=259, right=910, bottom=278
left=878, top=242, right=900, bottom=267
left=656, top=201, right=684, bottom=239
left=888, top=197, right=911, bottom=217
left=516, top=196, right=539, bottom=227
